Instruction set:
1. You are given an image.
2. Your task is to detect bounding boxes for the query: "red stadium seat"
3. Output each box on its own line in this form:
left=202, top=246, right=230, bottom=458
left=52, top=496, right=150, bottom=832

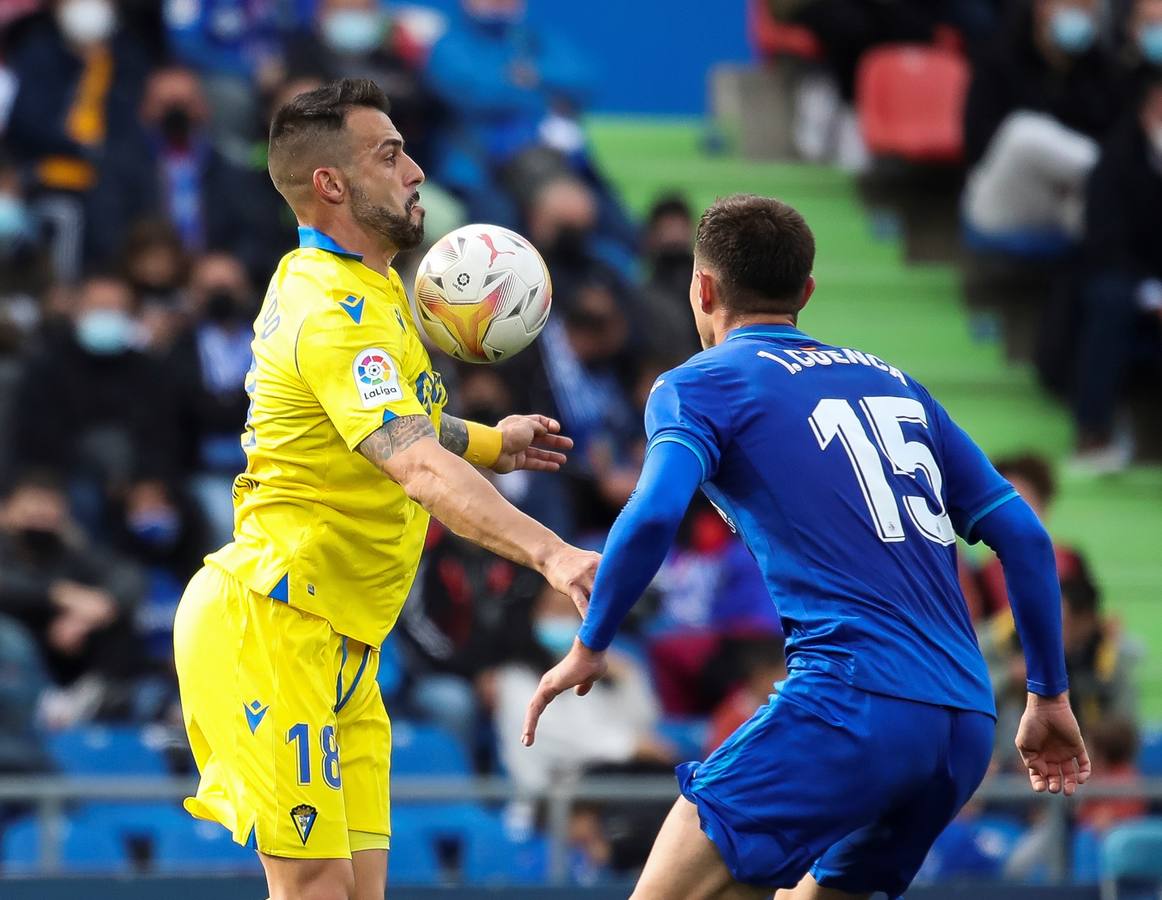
left=856, top=44, right=970, bottom=164
left=748, top=0, right=823, bottom=60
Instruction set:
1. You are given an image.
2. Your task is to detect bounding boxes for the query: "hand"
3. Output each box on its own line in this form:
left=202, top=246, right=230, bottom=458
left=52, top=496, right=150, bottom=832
left=493, top=414, right=573, bottom=474
left=1015, top=692, right=1092, bottom=795
left=48, top=610, right=96, bottom=655
left=541, top=543, right=600, bottom=615
left=522, top=638, right=608, bottom=747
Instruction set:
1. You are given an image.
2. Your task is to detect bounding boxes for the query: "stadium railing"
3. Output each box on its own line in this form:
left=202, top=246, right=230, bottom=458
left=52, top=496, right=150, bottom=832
left=0, top=774, right=1150, bottom=884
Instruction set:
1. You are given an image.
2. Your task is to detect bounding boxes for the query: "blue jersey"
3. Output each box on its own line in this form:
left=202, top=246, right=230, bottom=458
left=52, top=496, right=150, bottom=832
left=645, top=324, right=1015, bottom=717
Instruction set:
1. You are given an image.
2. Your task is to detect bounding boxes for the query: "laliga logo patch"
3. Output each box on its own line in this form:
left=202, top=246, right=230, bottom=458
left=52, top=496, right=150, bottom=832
left=352, top=347, right=403, bottom=409
left=290, top=804, right=318, bottom=845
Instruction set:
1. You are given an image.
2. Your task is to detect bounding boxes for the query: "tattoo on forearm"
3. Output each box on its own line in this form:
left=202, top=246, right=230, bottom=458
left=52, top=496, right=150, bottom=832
left=439, top=415, right=469, bottom=457
left=358, top=414, right=437, bottom=465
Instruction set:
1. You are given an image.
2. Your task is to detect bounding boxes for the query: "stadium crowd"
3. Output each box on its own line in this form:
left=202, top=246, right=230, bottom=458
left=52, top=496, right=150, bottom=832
left=0, top=0, right=1152, bottom=885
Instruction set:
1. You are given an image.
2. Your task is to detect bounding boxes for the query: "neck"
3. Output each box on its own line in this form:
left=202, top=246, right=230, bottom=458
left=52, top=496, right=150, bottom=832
left=303, top=216, right=397, bottom=277
left=714, top=312, right=797, bottom=346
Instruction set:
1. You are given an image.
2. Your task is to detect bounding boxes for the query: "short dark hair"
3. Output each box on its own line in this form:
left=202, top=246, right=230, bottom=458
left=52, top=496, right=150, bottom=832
left=994, top=453, right=1056, bottom=506
left=694, top=194, right=815, bottom=315
left=268, top=78, right=391, bottom=190
left=646, top=193, right=692, bottom=229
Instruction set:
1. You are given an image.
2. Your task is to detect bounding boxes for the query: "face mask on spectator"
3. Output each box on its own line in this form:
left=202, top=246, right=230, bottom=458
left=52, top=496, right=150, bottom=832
left=205, top=290, right=244, bottom=324
left=1050, top=7, right=1096, bottom=54
left=0, top=195, right=30, bottom=246
left=76, top=309, right=134, bottom=355
left=544, top=225, right=589, bottom=261
left=321, top=9, right=386, bottom=55
left=159, top=106, right=196, bottom=145
left=128, top=507, right=181, bottom=550
left=57, top=0, right=117, bottom=46
left=1139, top=24, right=1162, bottom=65
left=16, top=526, right=64, bottom=560
left=534, top=616, right=577, bottom=658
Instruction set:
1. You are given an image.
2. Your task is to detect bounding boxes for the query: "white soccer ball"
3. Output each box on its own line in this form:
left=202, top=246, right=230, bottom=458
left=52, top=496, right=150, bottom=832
left=412, top=224, right=553, bottom=364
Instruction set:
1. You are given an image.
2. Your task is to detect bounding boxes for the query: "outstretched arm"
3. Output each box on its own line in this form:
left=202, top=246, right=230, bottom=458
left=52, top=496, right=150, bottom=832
left=974, top=497, right=1091, bottom=795
left=359, top=415, right=597, bottom=610
left=522, top=440, right=702, bottom=745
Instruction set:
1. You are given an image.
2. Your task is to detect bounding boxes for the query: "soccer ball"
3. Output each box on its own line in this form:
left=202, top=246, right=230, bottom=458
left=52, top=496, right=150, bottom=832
left=413, top=224, right=553, bottom=364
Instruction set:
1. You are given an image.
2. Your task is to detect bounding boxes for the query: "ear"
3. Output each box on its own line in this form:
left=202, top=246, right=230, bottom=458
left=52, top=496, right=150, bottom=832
left=696, top=269, right=717, bottom=314
left=799, top=275, right=816, bottom=312
left=313, top=167, right=345, bottom=205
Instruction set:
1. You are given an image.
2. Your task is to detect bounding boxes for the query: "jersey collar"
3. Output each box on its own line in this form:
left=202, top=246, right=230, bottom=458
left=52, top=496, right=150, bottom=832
left=725, top=323, right=809, bottom=342
left=297, top=226, right=364, bottom=261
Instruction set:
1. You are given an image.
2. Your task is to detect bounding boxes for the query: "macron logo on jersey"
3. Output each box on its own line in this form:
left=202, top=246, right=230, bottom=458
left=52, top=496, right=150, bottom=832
left=758, top=347, right=906, bottom=385
left=339, top=295, right=365, bottom=324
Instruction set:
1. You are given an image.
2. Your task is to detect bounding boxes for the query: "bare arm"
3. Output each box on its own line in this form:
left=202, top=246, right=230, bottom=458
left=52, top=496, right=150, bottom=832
left=359, top=415, right=597, bottom=607
left=438, top=414, right=470, bottom=457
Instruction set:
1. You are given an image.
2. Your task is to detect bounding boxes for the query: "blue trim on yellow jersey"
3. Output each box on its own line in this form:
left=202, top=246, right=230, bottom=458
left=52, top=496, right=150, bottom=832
left=725, top=323, right=806, bottom=342
left=382, top=409, right=397, bottom=423
left=297, top=226, right=364, bottom=260
left=269, top=573, right=289, bottom=603
left=335, top=644, right=372, bottom=713
left=335, top=637, right=349, bottom=711
left=244, top=825, right=257, bottom=849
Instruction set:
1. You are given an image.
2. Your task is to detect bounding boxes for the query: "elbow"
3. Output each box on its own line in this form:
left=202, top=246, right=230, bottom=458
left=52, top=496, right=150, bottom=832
left=383, top=454, right=442, bottom=507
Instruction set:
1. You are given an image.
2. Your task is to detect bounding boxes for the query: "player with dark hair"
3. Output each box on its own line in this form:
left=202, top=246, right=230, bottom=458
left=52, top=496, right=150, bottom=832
left=523, top=194, right=1090, bottom=899
left=173, top=79, right=598, bottom=900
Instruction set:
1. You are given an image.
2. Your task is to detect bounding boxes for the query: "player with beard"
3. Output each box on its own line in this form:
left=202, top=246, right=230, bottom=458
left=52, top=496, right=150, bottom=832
left=172, top=79, right=599, bottom=900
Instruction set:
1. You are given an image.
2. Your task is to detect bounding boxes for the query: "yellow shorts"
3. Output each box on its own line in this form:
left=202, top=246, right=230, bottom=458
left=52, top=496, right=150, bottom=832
left=173, top=564, right=391, bottom=859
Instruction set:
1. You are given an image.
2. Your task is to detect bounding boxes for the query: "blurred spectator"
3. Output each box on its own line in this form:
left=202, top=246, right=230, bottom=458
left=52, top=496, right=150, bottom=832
left=1070, top=71, right=1162, bottom=471
left=0, top=152, right=51, bottom=411
left=1124, top=0, right=1162, bottom=69
left=5, top=274, right=180, bottom=530
left=163, top=0, right=313, bottom=162
left=169, top=252, right=254, bottom=547
left=0, top=470, right=142, bottom=723
left=489, top=583, right=671, bottom=796
left=636, top=194, right=700, bottom=361
left=523, top=176, right=630, bottom=304
left=120, top=219, right=190, bottom=355
left=284, top=0, right=443, bottom=168
left=425, top=0, right=635, bottom=255
left=136, top=65, right=267, bottom=265
left=646, top=501, right=779, bottom=715
left=961, top=0, right=1124, bottom=255
left=1077, top=714, right=1147, bottom=832
left=0, top=613, right=51, bottom=783
left=395, top=517, right=542, bottom=757
left=704, top=636, right=786, bottom=754
left=976, top=453, right=1088, bottom=617
left=1062, top=573, right=1140, bottom=730
left=5, top=0, right=152, bottom=277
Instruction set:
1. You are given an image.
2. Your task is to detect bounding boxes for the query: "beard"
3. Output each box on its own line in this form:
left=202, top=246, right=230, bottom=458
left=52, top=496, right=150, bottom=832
left=350, top=182, right=425, bottom=251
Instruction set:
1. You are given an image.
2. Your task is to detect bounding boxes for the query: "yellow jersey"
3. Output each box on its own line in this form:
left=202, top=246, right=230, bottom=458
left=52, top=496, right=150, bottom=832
left=207, top=227, right=447, bottom=647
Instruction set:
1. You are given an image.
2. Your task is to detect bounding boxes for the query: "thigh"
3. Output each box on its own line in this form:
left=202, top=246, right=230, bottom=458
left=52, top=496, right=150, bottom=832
left=811, top=708, right=995, bottom=899
left=676, top=673, right=919, bottom=890
left=336, top=640, right=392, bottom=840
left=175, top=566, right=351, bottom=858
left=632, top=798, right=771, bottom=900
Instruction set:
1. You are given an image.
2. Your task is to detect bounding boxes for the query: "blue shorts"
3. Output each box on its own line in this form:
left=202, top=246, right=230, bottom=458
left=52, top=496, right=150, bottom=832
left=677, top=670, right=994, bottom=899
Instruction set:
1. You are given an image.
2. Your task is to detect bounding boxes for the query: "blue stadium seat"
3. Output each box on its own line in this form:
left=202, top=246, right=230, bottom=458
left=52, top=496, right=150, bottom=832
left=918, top=813, right=1025, bottom=880
left=657, top=717, right=710, bottom=761
left=1074, top=826, right=1102, bottom=883
left=391, top=721, right=469, bottom=776
left=462, top=812, right=548, bottom=885
left=1102, top=818, right=1162, bottom=899
left=45, top=725, right=168, bottom=776
left=1137, top=729, right=1162, bottom=776
left=1, top=812, right=128, bottom=873
left=388, top=806, right=446, bottom=885
left=151, top=810, right=259, bottom=873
